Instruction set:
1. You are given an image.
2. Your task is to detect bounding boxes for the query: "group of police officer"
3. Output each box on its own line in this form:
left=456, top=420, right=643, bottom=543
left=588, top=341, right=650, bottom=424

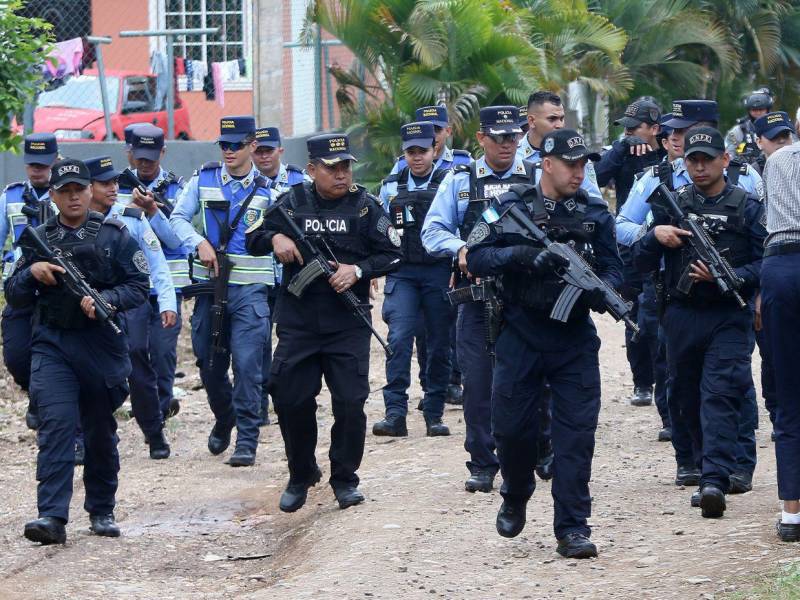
left=3, top=86, right=798, bottom=555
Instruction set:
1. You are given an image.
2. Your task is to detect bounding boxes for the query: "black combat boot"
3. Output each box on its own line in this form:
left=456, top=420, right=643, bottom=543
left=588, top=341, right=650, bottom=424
left=424, top=416, right=450, bottom=437
left=279, top=467, right=323, bottom=513
left=557, top=533, right=597, bottom=558
left=465, top=469, right=495, bottom=493
left=24, top=517, right=66, bottom=545
left=207, top=421, right=233, bottom=455
left=147, top=430, right=171, bottom=460
left=372, top=416, right=408, bottom=437
left=496, top=500, right=527, bottom=538
left=89, top=514, right=120, bottom=538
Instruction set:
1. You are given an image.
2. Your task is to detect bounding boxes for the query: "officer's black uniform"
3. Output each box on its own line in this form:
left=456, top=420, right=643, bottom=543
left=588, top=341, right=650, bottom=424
left=467, top=130, right=622, bottom=558
left=633, top=129, right=766, bottom=518
left=5, top=159, right=150, bottom=544
left=246, top=134, right=401, bottom=511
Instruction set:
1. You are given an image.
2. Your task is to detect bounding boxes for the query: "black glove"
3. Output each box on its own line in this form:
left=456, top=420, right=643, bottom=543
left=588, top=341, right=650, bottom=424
left=510, top=245, right=540, bottom=268
left=584, top=287, right=607, bottom=313
left=622, top=135, right=647, bottom=148
left=532, top=248, right=570, bottom=275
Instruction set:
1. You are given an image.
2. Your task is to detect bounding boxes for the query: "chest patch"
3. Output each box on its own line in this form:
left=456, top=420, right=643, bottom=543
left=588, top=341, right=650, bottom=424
left=482, top=183, right=512, bottom=200
left=302, top=217, right=350, bottom=234
left=243, top=208, right=259, bottom=228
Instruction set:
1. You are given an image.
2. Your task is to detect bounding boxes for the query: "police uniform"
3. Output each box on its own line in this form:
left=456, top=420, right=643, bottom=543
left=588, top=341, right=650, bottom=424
left=632, top=128, right=766, bottom=518
left=254, top=126, right=305, bottom=425
left=170, top=116, right=273, bottom=465
left=466, top=130, right=622, bottom=558
left=86, top=156, right=177, bottom=458
left=5, top=159, right=150, bottom=544
left=389, top=106, right=472, bottom=174
left=246, top=133, right=402, bottom=511
left=0, top=134, right=58, bottom=425
left=724, top=91, right=773, bottom=156
left=422, top=106, right=543, bottom=491
left=374, top=122, right=453, bottom=436
left=617, top=101, right=763, bottom=485
left=118, top=125, right=190, bottom=421
left=517, top=129, right=602, bottom=197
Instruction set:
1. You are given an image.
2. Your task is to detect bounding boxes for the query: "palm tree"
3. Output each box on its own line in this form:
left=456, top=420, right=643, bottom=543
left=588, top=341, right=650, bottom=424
left=305, top=0, right=535, bottom=186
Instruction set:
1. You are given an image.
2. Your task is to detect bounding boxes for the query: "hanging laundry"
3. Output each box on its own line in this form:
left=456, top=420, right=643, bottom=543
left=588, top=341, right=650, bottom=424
left=211, top=62, right=224, bottom=107
left=150, top=51, right=168, bottom=110
left=185, top=60, right=207, bottom=92
left=174, top=57, right=185, bottom=76
left=203, top=61, right=215, bottom=100
left=43, top=37, right=84, bottom=79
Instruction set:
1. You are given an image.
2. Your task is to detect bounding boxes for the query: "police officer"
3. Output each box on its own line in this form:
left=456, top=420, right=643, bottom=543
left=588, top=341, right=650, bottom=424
left=518, top=91, right=602, bottom=197
left=595, top=99, right=664, bottom=210
left=252, top=126, right=306, bottom=426
left=373, top=121, right=453, bottom=437
left=390, top=105, right=471, bottom=404
left=617, top=100, right=763, bottom=487
left=466, top=129, right=622, bottom=559
left=170, top=116, right=273, bottom=467
left=7, top=158, right=150, bottom=544
left=751, top=111, right=797, bottom=175
left=86, top=156, right=176, bottom=460
left=246, top=133, right=401, bottom=511
left=0, top=133, right=58, bottom=430
left=422, top=105, right=542, bottom=493
left=118, top=125, right=189, bottom=421
left=725, top=88, right=773, bottom=156
left=632, top=127, right=766, bottom=518
left=123, top=122, right=150, bottom=168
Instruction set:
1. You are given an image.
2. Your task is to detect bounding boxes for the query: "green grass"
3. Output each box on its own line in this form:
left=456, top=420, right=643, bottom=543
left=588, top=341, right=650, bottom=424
left=728, top=562, right=800, bottom=599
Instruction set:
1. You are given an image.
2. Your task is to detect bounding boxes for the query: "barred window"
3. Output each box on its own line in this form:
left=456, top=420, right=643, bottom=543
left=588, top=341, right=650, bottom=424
left=154, top=0, right=252, bottom=89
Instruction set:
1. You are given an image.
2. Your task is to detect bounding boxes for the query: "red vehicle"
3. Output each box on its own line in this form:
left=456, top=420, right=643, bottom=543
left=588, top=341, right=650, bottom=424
left=30, top=69, right=192, bottom=141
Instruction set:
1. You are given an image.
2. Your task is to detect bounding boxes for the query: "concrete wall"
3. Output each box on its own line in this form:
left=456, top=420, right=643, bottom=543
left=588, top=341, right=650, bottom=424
left=0, top=138, right=311, bottom=185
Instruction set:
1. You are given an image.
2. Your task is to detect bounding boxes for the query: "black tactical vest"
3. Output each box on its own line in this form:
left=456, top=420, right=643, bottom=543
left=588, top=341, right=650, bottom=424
left=499, top=188, right=598, bottom=314
left=385, top=167, right=449, bottom=265
left=287, top=182, right=372, bottom=299
left=459, top=161, right=536, bottom=242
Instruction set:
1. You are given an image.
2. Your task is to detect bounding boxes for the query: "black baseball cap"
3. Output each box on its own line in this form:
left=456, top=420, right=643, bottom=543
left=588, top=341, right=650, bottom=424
left=683, top=127, right=725, bottom=158
left=479, top=106, right=523, bottom=135
left=130, top=124, right=165, bottom=161
left=24, top=133, right=58, bottom=166
left=614, top=100, right=661, bottom=128
left=85, top=156, right=120, bottom=182
left=541, top=129, right=600, bottom=162
left=415, top=105, right=449, bottom=128
left=218, top=115, right=256, bottom=143
left=307, top=133, right=357, bottom=164
left=49, top=158, right=91, bottom=189
left=664, top=100, right=719, bottom=129
left=400, top=121, right=435, bottom=150
left=255, top=127, right=281, bottom=148
left=754, top=111, right=795, bottom=139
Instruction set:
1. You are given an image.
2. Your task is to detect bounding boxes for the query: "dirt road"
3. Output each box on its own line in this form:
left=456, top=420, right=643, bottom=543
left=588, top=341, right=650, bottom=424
left=0, top=308, right=795, bottom=600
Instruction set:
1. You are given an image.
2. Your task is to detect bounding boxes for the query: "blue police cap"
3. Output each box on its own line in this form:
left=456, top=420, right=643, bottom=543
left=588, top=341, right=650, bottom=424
left=124, top=122, right=149, bottom=148
left=754, top=111, right=795, bottom=140
left=663, top=100, right=719, bottom=129
left=255, top=127, right=281, bottom=148
left=415, top=105, right=448, bottom=128
left=480, top=106, right=523, bottom=135
left=400, top=121, right=435, bottom=150
left=518, top=105, right=528, bottom=128
left=130, top=125, right=165, bottom=161
left=658, top=113, right=674, bottom=137
left=307, top=133, right=357, bottom=164
left=218, top=115, right=256, bottom=143
left=85, top=156, right=120, bottom=182
left=24, top=133, right=58, bottom=166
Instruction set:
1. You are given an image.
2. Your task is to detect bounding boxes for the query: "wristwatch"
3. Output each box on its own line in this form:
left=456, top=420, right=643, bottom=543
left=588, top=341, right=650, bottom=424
left=354, top=265, right=363, bottom=280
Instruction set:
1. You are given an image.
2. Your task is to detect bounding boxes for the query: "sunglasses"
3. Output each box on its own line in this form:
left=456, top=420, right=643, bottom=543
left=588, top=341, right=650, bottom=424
left=219, top=141, right=247, bottom=152
left=486, top=133, right=519, bottom=145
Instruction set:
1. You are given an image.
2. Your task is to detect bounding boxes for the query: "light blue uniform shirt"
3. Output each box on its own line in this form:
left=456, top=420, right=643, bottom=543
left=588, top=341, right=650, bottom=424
left=517, top=133, right=602, bottom=197
left=378, top=168, right=438, bottom=212
left=421, top=155, right=531, bottom=258
left=105, top=202, right=177, bottom=313
left=170, top=162, right=275, bottom=251
left=616, top=157, right=764, bottom=246
left=128, top=166, right=186, bottom=250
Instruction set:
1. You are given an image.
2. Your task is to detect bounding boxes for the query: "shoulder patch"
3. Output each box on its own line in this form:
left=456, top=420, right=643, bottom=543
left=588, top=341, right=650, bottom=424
left=132, top=250, right=150, bottom=274
left=466, top=221, right=490, bottom=248
left=245, top=215, right=264, bottom=234
left=122, top=206, right=144, bottom=220
left=387, top=225, right=401, bottom=247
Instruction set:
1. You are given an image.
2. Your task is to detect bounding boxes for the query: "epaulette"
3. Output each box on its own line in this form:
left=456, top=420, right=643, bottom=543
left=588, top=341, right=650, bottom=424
left=3, top=181, right=25, bottom=192
left=165, top=170, right=185, bottom=187
left=285, top=164, right=303, bottom=174
left=200, top=161, right=222, bottom=171
left=452, top=149, right=472, bottom=158
left=102, top=216, right=126, bottom=230
left=122, top=206, right=144, bottom=220
left=382, top=173, right=401, bottom=185
left=453, top=164, right=471, bottom=174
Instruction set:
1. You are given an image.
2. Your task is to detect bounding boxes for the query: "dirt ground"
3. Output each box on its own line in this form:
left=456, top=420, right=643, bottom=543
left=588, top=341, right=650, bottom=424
left=0, top=297, right=797, bottom=600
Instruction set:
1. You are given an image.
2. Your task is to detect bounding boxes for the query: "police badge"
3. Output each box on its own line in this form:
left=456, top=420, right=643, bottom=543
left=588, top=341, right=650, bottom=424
left=243, top=208, right=259, bottom=228
left=466, top=221, right=490, bottom=248
left=387, top=225, right=402, bottom=247
left=132, top=250, right=150, bottom=274
left=544, top=137, right=555, bottom=153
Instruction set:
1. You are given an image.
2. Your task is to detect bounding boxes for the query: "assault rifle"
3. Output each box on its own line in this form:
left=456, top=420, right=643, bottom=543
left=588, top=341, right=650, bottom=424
left=118, top=168, right=173, bottom=213
left=20, top=186, right=54, bottom=225
left=650, top=184, right=746, bottom=309
left=490, top=203, right=640, bottom=337
left=18, top=225, right=122, bottom=334
left=267, top=202, right=392, bottom=356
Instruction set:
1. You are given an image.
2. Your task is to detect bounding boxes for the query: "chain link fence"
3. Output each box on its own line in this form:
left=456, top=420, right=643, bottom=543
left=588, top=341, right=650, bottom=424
left=17, top=0, right=356, bottom=143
